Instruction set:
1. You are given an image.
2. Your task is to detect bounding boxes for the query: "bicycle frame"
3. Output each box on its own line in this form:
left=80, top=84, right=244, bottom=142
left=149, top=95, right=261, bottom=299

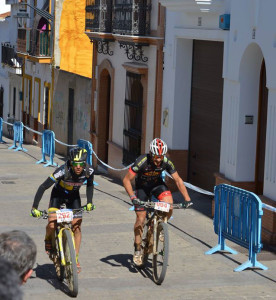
left=145, top=209, right=167, bottom=255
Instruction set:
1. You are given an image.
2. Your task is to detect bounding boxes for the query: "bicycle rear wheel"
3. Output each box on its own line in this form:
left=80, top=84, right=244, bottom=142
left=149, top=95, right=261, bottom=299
left=152, top=222, right=169, bottom=285
left=62, top=229, right=78, bottom=297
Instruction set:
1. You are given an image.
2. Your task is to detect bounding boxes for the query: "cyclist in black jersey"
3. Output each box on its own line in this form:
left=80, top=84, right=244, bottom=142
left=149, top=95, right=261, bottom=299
left=123, top=138, right=192, bottom=266
left=31, top=147, right=95, bottom=272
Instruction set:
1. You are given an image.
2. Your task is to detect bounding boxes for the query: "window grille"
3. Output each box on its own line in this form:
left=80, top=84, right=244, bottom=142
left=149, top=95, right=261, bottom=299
left=123, top=71, right=143, bottom=165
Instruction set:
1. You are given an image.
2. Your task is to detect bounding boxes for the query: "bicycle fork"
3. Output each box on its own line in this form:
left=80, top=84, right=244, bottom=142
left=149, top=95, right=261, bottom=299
left=57, top=228, right=76, bottom=266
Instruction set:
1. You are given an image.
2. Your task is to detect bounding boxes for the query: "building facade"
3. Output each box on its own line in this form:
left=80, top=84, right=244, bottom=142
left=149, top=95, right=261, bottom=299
left=85, top=0, right=165, bottom=178
left=160, top=0, right=275, bottom=244
left=1, top=0, right=92, bottom=153
left=0, top=5, right=23, bottom=135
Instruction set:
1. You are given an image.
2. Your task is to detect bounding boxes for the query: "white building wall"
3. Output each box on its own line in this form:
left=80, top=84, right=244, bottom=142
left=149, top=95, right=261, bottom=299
left=264, top=89, right=276, bottom=200
left=0, top=5, right=23, bottom=133
left=24, top=60, right=52, bottom=126
left=162, top=0, right=276, bottom=200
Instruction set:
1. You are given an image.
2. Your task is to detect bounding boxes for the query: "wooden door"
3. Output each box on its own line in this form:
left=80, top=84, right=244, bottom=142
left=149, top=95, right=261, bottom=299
left=188, top=40, right=224, bottom=191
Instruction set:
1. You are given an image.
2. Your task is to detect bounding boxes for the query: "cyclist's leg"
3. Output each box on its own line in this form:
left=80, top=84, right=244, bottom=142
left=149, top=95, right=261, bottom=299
left=152, top=184, right=173, bottom=219
left=134, top=188, right=149, bottom=248
left=45, top=188, right=62, bottom=252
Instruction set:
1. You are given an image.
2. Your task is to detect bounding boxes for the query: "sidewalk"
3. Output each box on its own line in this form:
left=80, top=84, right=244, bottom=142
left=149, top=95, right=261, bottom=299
left=0, top=137, right=275, bottom=299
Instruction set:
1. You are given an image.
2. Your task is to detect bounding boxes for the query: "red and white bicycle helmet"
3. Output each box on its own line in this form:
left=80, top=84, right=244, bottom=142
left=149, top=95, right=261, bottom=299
left=149, top=138, right=168, bottom=156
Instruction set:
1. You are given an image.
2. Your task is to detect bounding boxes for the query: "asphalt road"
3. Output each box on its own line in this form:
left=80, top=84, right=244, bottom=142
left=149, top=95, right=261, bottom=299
left=0, top=138, right=275, bottom=299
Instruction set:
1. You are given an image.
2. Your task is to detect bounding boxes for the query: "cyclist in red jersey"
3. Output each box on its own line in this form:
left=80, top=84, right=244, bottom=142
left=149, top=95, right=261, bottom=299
left=123, top=138, right=192, bottom=266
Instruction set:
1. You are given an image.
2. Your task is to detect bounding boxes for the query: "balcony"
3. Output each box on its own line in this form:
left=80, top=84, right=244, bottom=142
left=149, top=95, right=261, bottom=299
left=86, top=0, right=112, bottom=33
left=113, top=0, right=151, bottom=36
left=17, top=28, right=52, bottom=61
left=1, top=43, right=23, bottom=74
left=85, top=0, right=151, bottom=36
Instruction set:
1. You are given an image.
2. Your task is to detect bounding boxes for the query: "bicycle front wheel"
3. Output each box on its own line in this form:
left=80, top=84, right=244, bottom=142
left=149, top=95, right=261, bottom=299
left=62, top=229, right=78, bottom=297
left=152, top=222, right=169, bottom=285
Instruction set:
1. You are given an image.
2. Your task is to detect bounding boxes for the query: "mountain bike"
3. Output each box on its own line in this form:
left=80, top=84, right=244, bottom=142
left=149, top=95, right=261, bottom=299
left=40, top=206, right=88, bottom=297
left=138, top=200, right=192, bottom=285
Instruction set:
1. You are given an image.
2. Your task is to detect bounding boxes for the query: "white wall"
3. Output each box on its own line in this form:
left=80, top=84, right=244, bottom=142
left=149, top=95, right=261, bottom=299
left=162, top=0, right=276, bottom=200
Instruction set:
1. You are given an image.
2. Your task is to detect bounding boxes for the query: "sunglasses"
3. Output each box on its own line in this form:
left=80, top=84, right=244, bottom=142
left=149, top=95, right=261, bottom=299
left=71, top=161, right=85, bottom=167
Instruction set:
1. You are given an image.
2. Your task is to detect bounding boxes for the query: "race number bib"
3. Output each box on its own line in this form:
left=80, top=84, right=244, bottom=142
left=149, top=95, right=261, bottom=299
left=154, top=202, right=170, bottom=212
left=56, top=209, right=73, bottom=223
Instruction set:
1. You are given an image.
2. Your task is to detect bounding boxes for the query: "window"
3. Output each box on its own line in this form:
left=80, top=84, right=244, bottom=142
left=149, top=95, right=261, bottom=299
left=123, top=71, right=143, bottom=165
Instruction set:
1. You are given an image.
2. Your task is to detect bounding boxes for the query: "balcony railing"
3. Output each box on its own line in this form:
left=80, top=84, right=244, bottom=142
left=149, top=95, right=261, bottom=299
left=17, top=28, right=52, bottom=57
left=86, top=0, right=112, bottom=33
left=85, top=0, right=151, bottom=36
left=5, top=0, right=27, bottom=4
left=1, top=43, right=23, bottom=70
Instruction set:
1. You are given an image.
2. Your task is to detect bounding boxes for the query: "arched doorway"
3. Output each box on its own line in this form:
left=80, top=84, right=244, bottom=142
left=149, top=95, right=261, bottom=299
left=98, top=69, right=111, bottom=165
left=238, top=43, right=264, bottom=191
left=255, top=60, right=268, bottom=195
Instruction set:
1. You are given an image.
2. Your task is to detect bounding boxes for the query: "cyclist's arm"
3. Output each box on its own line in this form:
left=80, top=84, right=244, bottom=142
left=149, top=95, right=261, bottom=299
left=171, top=171, right=191, bottom=202
left=32, top=177, right=55, bottom=209
left=86, top=173, right=94, bottom=204
left=123, top=169, right=136, bottom=198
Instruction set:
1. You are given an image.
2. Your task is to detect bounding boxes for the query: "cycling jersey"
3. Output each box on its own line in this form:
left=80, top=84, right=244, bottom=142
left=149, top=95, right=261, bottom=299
left=32, top=161, right=94, bottom=209
left=50, top=162, right=94, bottom=193
left=130, top=154, right=176, bottom=188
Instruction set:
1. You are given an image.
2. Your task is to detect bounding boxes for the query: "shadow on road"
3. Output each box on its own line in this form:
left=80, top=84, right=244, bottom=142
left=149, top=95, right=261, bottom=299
left=33, top=263, right=74, bottom=297
left=100, top=253, right=157, bottom=284
left=100, top=253, right=137, bottom=273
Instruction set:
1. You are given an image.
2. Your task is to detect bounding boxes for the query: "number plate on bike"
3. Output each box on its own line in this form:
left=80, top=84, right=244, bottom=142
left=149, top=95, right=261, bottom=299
left=154, top=202, right=170, bottom=212
left=56, top=209, right=73, bottom=223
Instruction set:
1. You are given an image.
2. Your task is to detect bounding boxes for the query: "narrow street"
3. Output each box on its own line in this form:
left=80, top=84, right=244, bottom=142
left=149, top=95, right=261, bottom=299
left=0, top=139, right=275, bottom=299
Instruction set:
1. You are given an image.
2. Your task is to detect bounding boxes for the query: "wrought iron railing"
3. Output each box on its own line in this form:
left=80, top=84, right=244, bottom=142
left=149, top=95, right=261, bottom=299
left=5, top=0, right=27, bottom=4
left=17, top=28, right=52, bottom=57
left=85, top=0, right=151, bottom=36
left=1, top=43, right=23, bottom=69
left=113, top=0, right=151, bottom=36
left=85, top=0, right=112, bottom=32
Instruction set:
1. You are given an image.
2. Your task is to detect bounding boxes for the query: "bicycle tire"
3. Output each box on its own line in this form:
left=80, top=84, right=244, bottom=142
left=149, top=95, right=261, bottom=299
left=152, top=222, right=169, bottom=285
left=62, top=229, right=78, bottom=297
left=53, top=232, right=64, bottom=281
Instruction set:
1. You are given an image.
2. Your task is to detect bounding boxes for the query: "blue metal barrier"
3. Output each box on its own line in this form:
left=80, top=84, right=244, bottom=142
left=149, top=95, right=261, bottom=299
left=8, top=121, right=27, bottom=152
left=36, top=130, right=57, bottom=167
left=0, top=117, right=5, bottom=143
left=77, top=139, right=93, bottom=165
left=205, top=184, right=268, bottom=272
left=77, top=139, right=98, bottom=186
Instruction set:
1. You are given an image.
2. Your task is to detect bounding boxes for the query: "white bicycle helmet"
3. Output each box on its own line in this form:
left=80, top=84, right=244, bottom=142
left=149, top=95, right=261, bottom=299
left=149, top=138, right=168, bottom=156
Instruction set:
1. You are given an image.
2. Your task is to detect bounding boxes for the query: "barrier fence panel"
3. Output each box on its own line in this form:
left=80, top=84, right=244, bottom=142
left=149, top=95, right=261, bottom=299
left=36, top=130, right=57, bottom=167
left=205, top=184, right=268, bottom=272
left=8, top=121, right=27, bottom=152
left=0, top=117, right=5, bottom=143
left=77, top=139, right=93, bottom=165
left=77, top=139, right=98, bottom=186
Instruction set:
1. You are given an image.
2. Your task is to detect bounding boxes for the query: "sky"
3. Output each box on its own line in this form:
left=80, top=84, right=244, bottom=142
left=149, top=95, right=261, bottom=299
left=0, top=0, right=11, bottom=15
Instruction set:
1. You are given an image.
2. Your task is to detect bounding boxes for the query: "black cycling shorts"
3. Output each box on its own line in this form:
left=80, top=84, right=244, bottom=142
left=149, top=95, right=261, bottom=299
left=49, top=187, right=82, bottom=218
left=134, top=184, right=171, bottom=211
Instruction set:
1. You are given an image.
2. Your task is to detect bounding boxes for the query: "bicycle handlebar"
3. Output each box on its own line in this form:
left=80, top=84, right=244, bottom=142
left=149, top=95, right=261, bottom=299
left=138, top=200, right=193, bottom=209
left=39, top=205, right=89, bottom=219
